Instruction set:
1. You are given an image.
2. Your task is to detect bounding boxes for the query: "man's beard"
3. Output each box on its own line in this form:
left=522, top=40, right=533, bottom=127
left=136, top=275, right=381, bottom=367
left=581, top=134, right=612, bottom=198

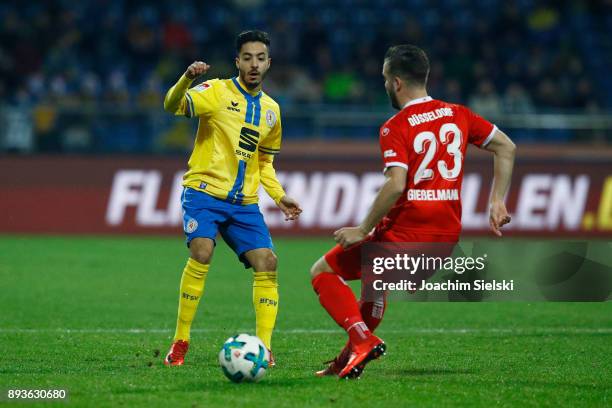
left=387, top=88, right=400, bottom=110
left=241, top=70, right=266, bottom=90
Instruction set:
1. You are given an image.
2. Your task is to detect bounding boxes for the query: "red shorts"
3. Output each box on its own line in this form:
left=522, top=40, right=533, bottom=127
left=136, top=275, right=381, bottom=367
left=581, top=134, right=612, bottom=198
left=324, top=226, right=459, bottom=281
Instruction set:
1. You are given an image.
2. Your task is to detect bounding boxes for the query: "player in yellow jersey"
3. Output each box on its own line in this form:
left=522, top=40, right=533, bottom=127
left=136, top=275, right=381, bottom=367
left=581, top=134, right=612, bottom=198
left=162, top=30, right=302, bottom=367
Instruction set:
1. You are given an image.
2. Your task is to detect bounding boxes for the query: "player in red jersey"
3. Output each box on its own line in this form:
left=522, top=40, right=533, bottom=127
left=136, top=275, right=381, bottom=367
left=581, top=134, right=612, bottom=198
left=310, top=45, right=516, bottom=379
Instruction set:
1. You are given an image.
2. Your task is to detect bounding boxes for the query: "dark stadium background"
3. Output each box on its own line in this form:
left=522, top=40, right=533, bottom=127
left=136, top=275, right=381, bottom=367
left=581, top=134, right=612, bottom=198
left=1, top=0, right=611, bottom=144
left=0, top=1, right=610, bottom=407
left=0, top=0, right=610, bottom=237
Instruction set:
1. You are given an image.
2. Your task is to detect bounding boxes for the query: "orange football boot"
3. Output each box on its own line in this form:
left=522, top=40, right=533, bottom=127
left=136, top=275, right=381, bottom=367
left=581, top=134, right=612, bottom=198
left=164, top=340, right=189, bottom=366
left=338, top=335, right=386, bottom=379
left=315, top=342, right=351, bottom=377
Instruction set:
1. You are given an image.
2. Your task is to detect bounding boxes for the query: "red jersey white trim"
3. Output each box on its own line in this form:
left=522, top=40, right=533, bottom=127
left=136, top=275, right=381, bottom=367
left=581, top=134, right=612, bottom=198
left=481, top=125, right=498, bottom=148
left=384, top=161, right=409, bottom=171
left=402, top=96, right=433, bottom=108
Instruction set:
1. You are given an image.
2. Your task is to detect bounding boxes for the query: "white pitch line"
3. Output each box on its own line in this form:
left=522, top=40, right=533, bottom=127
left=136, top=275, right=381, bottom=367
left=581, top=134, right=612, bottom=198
left=0, top=327, right=610, bottom=334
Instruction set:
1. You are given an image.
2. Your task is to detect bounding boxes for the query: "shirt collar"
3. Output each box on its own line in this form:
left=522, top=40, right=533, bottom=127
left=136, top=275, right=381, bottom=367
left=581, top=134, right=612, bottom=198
left=233, top=76, right=262, bottom=98
left=402, top=95, right=433, bottom=108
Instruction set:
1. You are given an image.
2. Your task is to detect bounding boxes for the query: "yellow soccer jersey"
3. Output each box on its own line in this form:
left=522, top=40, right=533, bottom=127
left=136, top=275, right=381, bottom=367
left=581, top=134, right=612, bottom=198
left=171, top=76, right=285, bottom=205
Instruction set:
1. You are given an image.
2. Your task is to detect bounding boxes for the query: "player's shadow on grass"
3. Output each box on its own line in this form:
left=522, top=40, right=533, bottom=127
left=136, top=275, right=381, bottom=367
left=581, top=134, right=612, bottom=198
left=169, top=376, right=327, bottom=390
left=449, top=377, right=611, bottom=392
left=386, top=367, right=475, bottom=376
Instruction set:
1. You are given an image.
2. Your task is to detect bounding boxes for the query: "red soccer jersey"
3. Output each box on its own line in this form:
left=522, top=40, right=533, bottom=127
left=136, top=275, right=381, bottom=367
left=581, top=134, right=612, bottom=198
left=378, top=96, right=496, bottom=236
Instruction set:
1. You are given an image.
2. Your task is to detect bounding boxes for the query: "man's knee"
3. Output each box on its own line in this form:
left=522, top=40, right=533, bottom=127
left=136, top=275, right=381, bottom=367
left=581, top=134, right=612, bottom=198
left=189, top=238, right=214, bottom=264
left=250, top=249, right=278, bottom=272
left=310, top=257, right=333, bottom=279
left=260, top=251, right=278, bottom=271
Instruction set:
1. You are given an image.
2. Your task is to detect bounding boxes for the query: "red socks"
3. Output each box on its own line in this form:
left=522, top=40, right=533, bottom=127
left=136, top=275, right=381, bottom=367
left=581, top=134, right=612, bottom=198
left=359, top=298, right=387, bottom=332
left=338, top=298, right=388, bottom=362
left=312, top=273, right=372, bottom=345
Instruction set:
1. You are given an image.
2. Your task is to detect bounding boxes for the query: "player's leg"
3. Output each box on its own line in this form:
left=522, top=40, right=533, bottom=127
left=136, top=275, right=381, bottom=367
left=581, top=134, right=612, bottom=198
left=243, top=248, right=279, bottom=355
left=220, top=203, right=278, bottom=362
left=166, top=240, right=215, bottom=366
left=165, top=189, right=225, bottom=366
left=173, top=238, right=214, bottom=342
left=310, top=244, right=386, bottom=379
left=310, top=246, right=364, bottom=336
left=310, top=255, right=352, bottom=376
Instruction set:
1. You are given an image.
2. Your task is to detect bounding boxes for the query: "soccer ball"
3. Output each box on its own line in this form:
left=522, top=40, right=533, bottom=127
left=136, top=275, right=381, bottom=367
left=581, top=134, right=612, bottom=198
left=218, top=334, right=269, bottom=383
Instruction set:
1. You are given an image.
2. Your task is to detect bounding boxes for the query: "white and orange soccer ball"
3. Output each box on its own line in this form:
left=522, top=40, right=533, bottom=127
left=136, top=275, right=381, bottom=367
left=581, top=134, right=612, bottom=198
left=218, top=334, right=270, bottom=383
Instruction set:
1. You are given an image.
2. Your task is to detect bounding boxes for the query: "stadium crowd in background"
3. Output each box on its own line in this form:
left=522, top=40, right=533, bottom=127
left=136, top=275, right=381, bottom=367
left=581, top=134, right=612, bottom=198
left=0, top=0, right=610, bottom=152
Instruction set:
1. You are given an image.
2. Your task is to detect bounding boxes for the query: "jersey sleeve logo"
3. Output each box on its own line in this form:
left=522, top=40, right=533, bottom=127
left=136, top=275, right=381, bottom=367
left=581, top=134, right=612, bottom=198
left=193, top=83, right=211, bottom=92
left=266, top=110, right=277, bottom=127
left=383, top=149, right=397, bottom=158
left=381, top=127, right=390, bottom=136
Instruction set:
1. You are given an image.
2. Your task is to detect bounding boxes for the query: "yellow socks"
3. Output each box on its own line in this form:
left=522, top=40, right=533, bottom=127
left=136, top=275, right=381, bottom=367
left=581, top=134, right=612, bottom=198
left=173, top=258, right=209, bottom=342
left=173, top=262, right=277, bottom=349
left=252, top=272, right=279, bottom=350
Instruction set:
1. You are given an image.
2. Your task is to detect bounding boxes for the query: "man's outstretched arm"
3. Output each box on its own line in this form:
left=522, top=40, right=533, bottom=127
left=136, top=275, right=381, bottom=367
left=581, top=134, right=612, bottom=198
left=334, top=166, right=406, bottom=248
left=483, top=129, right=516, bottom=236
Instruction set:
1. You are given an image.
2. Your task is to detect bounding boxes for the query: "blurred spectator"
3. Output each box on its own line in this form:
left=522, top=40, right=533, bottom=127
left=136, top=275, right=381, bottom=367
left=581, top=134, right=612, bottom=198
left=163, top=17, right=193, bottom=52
left=1, top=88, right=33, bottom=152
left=138, top=75, right=163, bottom=109
left=285, top=67, right=322, bottom=104
left=104, top=70, right=130, bottom=104
left=323, top=66, right=364, bottom=103
left=442, top=79, right=463, bottom=105
left=573, top=78, right=596, bottom=110
left=469, top=80, right=502, bottom=117
left=528, top=4, right=560, bottom=33
left=503, top=83, right=534, bottom=114
left=535, top=78, right=565, bottom=108
left=79, top=72, right=101, bottom=105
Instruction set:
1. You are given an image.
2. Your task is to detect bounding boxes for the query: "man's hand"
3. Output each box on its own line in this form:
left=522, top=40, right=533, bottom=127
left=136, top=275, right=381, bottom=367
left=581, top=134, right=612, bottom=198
left=489, top=200, right=511, bottom=237
left=334, top=226, right=367, bottom=249
left=277, top=196, right=302, bottom=221
left=185, top=61, right=210, bottom=80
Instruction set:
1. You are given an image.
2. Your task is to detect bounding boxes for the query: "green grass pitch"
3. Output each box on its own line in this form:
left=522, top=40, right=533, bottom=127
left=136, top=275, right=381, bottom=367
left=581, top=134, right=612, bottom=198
left=0, top=235, right=610, bottom=407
